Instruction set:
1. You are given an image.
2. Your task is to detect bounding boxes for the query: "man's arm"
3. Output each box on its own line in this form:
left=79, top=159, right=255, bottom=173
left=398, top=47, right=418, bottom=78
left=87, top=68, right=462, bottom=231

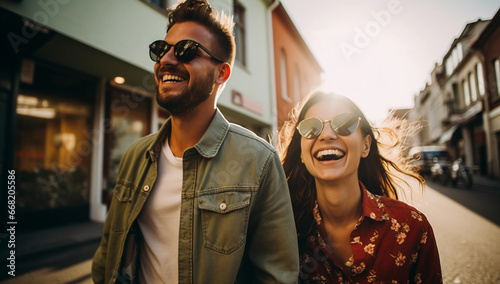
left=92, top=218, right=109, bottom=284
left=244, top=151, right=299, bottom=283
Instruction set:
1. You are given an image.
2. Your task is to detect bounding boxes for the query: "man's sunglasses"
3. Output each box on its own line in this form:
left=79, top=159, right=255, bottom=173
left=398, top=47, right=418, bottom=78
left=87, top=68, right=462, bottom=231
left=149, top=39, right=224, bottom=63
left=297, top=113, right=361, bottom=139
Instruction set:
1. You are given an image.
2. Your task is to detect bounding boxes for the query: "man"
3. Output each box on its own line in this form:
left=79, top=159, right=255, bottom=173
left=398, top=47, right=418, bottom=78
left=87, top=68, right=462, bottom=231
left=91, top=0, right=299, bottom=283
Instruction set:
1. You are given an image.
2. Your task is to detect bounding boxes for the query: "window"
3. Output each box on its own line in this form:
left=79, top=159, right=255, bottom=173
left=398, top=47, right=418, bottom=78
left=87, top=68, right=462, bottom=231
left=452, top=83, right=460, bottom=111
left=445, top=57, right=453, bottom=76
left=104, top=86, right=152, bottom=195
left=147, top=0, right=174, bottom=10
left=469, top=72, right=477, bottom=102
left=494, top=59, right=500, bottom=97
left=445, top=43, right=464, bottom=77
left=294, top=67, right=300, bottom=103
left=234, top=0, right=246, bottom=65
left=462, top=79, right=470, bottom=106
left=476, top=63, right=485, bottom=96
left=280, top=50, right=291, bottom=102
left=15, top=63, right=96, bottom=229
left=456, top=42, right=463, bottom=62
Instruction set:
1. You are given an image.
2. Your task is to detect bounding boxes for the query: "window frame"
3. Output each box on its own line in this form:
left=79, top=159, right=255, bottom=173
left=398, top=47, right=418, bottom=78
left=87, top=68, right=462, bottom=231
left=494, top=58, right=500, bottom=97
left=280, top=50, right=292, bottom=103
left=233, top=0, right=246, bottom=66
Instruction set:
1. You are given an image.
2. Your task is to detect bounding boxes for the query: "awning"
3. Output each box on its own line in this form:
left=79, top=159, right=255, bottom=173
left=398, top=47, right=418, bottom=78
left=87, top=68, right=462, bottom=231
left=437, top=125, right=460, bottom=144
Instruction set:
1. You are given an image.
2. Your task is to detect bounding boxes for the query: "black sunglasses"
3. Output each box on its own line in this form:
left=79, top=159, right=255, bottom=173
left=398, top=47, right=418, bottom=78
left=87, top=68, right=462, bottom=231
left=149, top=39, right=224, bottom=63
left=297, top=113, right=361, bottom=139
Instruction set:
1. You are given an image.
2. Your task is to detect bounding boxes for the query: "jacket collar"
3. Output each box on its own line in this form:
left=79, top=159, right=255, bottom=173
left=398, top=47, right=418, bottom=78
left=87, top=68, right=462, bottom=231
left=147, top=108, right=230, bottom=161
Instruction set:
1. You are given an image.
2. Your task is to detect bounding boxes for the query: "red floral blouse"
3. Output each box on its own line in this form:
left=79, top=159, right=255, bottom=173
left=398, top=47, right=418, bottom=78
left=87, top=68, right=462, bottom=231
left=299, top=183, right=442, bottom=283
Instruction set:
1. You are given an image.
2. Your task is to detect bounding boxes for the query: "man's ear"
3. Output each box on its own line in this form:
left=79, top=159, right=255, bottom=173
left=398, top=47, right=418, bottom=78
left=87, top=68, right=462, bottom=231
left=215, top=62, right=231, bottom=84
left=361, top=134, right=372, bottom=158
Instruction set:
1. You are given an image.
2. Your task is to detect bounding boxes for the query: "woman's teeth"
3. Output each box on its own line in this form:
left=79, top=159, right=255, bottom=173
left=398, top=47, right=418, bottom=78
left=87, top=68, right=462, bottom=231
left=315, top=149, right=345, bottom=161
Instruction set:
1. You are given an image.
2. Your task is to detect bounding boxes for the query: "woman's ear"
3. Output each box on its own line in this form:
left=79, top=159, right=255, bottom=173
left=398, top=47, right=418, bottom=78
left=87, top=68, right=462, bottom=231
left=361, top=134, right=372, bottom=158
left=215, top=62, right=231, bottom=84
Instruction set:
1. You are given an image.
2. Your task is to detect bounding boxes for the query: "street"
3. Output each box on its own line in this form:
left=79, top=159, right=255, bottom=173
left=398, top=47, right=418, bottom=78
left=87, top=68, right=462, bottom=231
left=415, top=179, right=500, bottom=284
left=1, top=179, right=499, bottom=284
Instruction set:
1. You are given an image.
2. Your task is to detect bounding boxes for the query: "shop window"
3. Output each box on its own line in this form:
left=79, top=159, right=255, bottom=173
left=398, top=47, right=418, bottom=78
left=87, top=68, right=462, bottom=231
left=103, top=85, right=152, bottom=203
left=15, top=63, right=96, bottom=230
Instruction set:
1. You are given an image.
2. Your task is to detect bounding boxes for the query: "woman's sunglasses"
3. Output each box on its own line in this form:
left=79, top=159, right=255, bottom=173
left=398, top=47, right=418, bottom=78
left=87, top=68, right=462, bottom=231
left=149, top=39, right=224, bottom=63
left=297, top=113, right=361, bottom=139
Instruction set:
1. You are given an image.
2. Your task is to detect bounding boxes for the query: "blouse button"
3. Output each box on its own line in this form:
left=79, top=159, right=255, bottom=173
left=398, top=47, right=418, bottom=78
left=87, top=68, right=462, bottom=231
left=143, top=185, right=150, bottom=192
left=219, top=202, right=227, bottom=211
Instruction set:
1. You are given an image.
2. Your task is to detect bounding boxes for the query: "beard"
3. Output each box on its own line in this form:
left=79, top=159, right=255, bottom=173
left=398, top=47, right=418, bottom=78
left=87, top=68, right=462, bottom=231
left=156, top=68, right=215, bottom=116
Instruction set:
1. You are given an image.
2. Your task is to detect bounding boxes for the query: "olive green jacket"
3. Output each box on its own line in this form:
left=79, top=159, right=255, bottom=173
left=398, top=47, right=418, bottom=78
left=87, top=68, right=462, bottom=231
left=92, top=109, right=299, bottom=283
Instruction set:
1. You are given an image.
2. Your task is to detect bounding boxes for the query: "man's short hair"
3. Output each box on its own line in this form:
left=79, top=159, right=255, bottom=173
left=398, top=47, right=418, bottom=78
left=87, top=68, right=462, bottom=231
left=167, top=0, right=236, bottom=66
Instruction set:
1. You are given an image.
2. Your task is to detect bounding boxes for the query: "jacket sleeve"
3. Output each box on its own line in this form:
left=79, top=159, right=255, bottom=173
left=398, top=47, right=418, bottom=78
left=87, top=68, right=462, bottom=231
left=243, top=151, right=299, bottom=283
left=92, top=211, right=110, bottom=284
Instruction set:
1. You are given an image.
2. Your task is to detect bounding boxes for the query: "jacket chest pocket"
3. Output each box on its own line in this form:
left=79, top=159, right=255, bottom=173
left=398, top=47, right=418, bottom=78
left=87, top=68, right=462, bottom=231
left=198, top=191, right=251, bottom=254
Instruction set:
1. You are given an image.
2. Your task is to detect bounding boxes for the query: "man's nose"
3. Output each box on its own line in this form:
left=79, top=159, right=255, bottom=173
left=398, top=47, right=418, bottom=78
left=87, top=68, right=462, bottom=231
left=159, top=45, right=179, bottom=65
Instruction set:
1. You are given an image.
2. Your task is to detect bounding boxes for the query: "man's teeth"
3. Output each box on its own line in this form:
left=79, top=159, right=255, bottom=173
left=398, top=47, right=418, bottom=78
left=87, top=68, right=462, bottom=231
left=315, top=149, right=345, bottom=160
left=162, top=75, right=184, bottom=82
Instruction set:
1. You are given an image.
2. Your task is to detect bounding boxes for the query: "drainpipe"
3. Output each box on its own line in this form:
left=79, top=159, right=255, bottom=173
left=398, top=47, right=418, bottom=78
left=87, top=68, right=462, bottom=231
left=267, top=0, right=279, bottom=147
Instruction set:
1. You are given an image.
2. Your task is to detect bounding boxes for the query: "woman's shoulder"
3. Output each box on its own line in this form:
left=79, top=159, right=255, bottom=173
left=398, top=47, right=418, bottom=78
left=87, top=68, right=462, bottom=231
left=375, top=194, right=431, bottom=226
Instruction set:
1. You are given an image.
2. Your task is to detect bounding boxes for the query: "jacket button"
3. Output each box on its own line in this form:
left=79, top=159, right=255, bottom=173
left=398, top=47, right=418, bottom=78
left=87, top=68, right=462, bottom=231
left=219, top=202, right=227, bottom=210
left=143, top=185, right=150, bottom=192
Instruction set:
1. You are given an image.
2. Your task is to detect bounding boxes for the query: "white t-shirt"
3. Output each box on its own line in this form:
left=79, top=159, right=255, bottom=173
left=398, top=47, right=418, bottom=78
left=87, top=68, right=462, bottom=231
left=138, top=139, right=183, bottom=284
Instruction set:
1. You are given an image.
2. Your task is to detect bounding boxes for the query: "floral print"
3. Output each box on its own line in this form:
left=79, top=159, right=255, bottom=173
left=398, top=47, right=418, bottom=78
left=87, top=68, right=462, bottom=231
left=299, top=183, right=442, bottom=283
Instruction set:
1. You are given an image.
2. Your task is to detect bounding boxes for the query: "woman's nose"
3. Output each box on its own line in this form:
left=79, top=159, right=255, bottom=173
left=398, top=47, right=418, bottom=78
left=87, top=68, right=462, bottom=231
left=318, top=122, right=338, bottom=141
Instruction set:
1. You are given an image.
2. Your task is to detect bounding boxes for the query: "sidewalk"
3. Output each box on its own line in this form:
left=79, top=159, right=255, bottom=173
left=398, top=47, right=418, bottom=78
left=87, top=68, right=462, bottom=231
left=16, top=221, right=103, bottom=258
left=472, top=174, right=500, bottom=191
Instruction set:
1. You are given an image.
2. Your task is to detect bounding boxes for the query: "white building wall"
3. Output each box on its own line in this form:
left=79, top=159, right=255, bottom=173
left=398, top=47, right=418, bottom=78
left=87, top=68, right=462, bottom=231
left=218, top=0, right=274, bottom=126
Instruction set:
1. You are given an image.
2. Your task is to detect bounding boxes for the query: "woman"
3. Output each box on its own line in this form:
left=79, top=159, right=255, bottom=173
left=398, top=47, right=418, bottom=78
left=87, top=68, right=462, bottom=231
left=279, top=91, right=442, bottom=283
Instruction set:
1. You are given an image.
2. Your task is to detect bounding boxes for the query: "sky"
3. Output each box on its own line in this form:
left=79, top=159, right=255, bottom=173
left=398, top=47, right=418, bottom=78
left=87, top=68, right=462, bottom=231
left=280, top=0, right=500, bottom=124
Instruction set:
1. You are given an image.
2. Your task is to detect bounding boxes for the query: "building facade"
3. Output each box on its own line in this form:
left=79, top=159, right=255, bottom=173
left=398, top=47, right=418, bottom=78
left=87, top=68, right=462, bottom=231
left=410, top=10, right=500, bottom=178
left=271, top=2, right=322, bottom=130
left=0, top=0, right=279, bottom=230
left=473, top=9, right=500, bottom=178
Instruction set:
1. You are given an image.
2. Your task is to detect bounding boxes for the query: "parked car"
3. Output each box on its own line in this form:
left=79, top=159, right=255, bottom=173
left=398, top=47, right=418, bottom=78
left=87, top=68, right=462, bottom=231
left=409, top=145, right=450, bottom=176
